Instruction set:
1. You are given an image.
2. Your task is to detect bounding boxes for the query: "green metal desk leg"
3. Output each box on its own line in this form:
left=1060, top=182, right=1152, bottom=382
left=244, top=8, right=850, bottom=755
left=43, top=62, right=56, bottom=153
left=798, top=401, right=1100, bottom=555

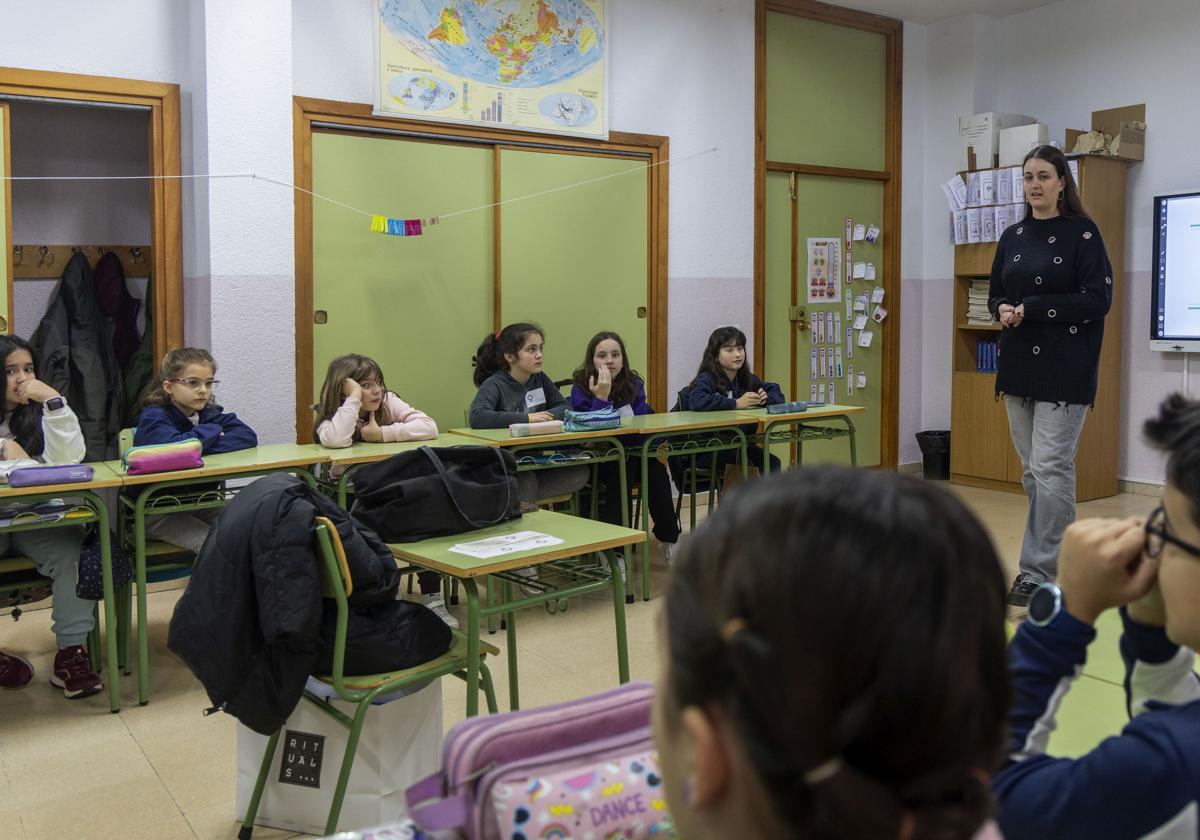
left=134, top=494, right=151, bottom=705
left=640, top=448, right=653, bottom=603
left=606, top=550, right=630, bottom=684
left=93, top=496, right=121, bottom=714
left=503, top=578, right=519, bottom=711
left=464, top=578, right=481, bottom=717
left=843, top=416, right=858, bottom=467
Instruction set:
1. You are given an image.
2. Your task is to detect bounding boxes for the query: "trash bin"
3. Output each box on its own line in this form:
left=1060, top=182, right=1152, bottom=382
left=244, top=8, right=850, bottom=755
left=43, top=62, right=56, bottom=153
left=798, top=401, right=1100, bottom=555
left=915, top=430, right=951, bottom=480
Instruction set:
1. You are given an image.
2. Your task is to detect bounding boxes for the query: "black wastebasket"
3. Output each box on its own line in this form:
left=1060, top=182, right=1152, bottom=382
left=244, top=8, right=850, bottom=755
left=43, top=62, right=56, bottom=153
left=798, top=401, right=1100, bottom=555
left=915, top=430, right=951, bottom=480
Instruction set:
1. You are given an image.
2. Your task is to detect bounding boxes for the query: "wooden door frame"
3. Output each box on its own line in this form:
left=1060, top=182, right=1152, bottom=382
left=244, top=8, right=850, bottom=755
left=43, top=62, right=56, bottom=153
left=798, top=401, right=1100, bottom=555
left=0, top=67, right=184, bottom=352
left=293, top=96, right=669, bottom=442
left=754, top=0, right=903, bottom=467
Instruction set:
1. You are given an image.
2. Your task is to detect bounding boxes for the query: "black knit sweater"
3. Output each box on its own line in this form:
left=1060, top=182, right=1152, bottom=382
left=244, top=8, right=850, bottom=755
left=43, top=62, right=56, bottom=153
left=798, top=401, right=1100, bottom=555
left=987, top=214, right=1113, bottom=405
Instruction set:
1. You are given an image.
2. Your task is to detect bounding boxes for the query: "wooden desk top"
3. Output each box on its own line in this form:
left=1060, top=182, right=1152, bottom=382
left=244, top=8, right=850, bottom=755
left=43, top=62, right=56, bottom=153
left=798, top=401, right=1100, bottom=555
left=448, top=425, right=635, bottom=448
left=387, top=509, right=645, bottom=578
left=621, top=411, right=754, bottom=435
left=318, top=433, right=480, bottom=466
left=734, top=404, right=867, bottom=427
left=0, top=462, right=125, bottom=498
left=103, top=443, right=329, bottom=486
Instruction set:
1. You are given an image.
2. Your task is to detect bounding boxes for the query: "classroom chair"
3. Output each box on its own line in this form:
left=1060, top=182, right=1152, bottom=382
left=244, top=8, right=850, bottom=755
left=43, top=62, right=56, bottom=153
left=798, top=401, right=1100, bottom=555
left=239, top=516, right=499, bottom=839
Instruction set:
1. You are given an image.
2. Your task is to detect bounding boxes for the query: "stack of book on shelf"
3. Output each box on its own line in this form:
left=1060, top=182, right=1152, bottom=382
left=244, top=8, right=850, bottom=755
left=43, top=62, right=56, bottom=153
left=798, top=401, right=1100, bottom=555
left=976, top=339, right=999, bottom=373
left=966, top=279, right=992, bottom=325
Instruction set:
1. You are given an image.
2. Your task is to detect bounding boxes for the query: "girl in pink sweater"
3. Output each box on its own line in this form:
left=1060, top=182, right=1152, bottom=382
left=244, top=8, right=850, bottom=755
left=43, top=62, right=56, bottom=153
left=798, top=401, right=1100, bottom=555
left=313, top=354, right=437, bottom=448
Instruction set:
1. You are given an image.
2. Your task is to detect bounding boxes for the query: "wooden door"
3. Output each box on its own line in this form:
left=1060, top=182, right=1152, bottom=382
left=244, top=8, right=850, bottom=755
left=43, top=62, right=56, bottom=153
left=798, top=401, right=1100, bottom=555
left=498, top=149, right=649, bottom=392
left=311, top=132, right=494, bottom=433
left=0, top=102, right=10, bottom=333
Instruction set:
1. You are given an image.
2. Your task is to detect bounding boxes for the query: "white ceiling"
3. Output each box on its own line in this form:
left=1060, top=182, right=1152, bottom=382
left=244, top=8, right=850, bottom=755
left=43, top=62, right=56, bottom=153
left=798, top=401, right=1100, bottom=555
left=828, top=0, right=1062, bottom=24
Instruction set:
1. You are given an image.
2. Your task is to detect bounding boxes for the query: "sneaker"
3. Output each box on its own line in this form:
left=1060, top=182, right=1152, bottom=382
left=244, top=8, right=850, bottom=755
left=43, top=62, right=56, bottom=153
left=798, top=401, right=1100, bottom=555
left=0, top=651, right=34, bottom=689
left=514, top=566, right=540, bottom=597
left=1007, top=574, right=1040, bottom=608
left=422, top=594, right=460, bottom=629
left=51, top=645, right=102, bottom=699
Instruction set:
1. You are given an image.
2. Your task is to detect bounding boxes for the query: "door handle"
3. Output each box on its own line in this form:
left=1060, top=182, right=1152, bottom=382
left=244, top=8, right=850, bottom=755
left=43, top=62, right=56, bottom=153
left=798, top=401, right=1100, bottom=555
left=314, top=310, right=328, bottom=325
left=636, top=306, right=647, bottom=319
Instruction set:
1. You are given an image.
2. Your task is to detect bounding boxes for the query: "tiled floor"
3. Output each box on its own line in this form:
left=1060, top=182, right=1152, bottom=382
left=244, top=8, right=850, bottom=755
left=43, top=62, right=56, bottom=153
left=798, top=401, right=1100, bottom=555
left=0, top=482, right=1165, bottom=839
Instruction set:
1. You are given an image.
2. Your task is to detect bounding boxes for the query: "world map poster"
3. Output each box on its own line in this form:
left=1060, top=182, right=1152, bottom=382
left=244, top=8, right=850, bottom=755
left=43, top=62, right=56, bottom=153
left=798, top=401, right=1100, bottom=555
left=375, top=0, right=608, bottom=140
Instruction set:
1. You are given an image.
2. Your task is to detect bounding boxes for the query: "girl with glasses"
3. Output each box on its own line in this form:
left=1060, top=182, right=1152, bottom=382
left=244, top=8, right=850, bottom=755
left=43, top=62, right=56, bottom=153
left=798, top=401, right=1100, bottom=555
left=133, top=348, right=258, bottom=553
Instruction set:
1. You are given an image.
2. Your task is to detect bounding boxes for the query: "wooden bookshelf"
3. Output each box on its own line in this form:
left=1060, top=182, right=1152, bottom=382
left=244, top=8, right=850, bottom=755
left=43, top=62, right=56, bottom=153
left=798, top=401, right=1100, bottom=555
left=949, top=155, right=1129, bottom=501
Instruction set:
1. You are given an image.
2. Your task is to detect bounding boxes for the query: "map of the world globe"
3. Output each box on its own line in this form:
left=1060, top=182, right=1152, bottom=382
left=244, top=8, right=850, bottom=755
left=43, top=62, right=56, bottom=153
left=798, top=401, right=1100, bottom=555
left=379, top=0, right=605, bottom=88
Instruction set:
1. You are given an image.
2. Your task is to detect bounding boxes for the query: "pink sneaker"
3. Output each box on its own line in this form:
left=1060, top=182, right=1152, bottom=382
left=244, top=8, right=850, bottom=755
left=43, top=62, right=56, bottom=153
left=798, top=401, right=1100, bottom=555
left=51, top=645, right=102, bottom=699
left=0, top=650, right=34, bottom=689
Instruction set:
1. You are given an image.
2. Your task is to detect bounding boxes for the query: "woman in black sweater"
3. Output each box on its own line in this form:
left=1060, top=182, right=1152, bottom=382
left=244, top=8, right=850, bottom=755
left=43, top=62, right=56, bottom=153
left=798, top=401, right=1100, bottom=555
left=987, top=145, right=1113, bottom=607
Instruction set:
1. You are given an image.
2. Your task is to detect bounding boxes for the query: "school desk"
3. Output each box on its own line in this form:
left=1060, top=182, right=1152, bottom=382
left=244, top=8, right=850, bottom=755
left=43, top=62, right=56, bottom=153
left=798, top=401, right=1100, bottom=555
left=0, top=463, right=125, bottom=712
left=387, top=509, right=644, bottom=716
left=104, top=444, right=328, bottom=705
left=733, top=404, right=866, bottom=473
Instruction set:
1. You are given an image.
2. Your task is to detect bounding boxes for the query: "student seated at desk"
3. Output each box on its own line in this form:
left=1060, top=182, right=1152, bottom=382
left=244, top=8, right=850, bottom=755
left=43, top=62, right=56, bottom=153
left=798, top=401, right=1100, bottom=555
left=655, top=467, right=1007, bottom=840
left=469, top=322, right=587, bottom=505
left=0, top=334, right=102, bottom=699
left=133, top=348, right=257, bottom=554
left=314, top=353, right=455, bottom=628
left=569, top=331, right=681, bottom=562
left=993, top=394, right=1200, bottom=840
left=671, top=326, right=783, bottom=484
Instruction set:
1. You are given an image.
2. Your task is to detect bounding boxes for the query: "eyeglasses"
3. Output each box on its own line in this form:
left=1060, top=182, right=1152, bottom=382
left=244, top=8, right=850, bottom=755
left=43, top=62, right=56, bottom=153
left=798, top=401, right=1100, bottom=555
left=168, top=378, right=219, bottom=391
left=1144, top=505, right=1200, bottom=560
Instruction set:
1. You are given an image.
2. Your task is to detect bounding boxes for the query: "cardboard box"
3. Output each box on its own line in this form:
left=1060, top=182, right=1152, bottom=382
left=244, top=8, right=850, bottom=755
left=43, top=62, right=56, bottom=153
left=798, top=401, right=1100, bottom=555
left=959, top=112, right=1037, bottom=170
left=1066, top=104, right=1145, bottom=160
left=999, top=123, right=1049, bottom=166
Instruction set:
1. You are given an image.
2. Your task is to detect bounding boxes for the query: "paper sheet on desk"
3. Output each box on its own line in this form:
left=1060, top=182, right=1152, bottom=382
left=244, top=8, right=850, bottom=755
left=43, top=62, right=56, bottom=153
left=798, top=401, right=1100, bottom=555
left=449, top=531, right=564, bottom=559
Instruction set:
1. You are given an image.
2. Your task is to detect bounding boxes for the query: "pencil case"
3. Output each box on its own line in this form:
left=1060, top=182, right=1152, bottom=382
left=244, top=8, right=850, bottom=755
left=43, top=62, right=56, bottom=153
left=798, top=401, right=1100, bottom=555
left=767, top=401, right=809, bottom=414
left=563, top=406, right=622, bottom=432
left=122, top=439, right=204, bottom=475
left=8, top=464, right=95, bottom=487
left=508, top=420, right=564, bottom=437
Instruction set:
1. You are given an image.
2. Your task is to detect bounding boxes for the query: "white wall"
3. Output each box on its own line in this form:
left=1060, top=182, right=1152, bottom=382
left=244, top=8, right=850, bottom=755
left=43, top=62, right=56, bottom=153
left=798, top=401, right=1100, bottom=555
left=292, top=0, right=756, bottom=405
left=906, top=0, right=1200, bottom=481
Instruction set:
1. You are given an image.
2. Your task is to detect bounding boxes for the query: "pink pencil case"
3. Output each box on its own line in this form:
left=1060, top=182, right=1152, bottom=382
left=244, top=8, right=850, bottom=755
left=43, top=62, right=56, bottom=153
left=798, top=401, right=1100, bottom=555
left=122, top=439, right=204, bottom=475
left=8, top=464, right=95, bottom=487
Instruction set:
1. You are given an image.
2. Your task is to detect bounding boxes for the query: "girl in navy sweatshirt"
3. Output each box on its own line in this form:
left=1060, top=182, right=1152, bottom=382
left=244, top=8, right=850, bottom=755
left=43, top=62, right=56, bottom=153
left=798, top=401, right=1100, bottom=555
left=675, top=326, right=783, bottom=478
left=569, top=331, right=680, bottom=558
left=134, top=348, right=257, bottom=552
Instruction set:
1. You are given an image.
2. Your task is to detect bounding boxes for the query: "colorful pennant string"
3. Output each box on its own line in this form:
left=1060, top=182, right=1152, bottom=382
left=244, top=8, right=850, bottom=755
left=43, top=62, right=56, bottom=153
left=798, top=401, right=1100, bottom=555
left=370, top=216, right=438, bottom=237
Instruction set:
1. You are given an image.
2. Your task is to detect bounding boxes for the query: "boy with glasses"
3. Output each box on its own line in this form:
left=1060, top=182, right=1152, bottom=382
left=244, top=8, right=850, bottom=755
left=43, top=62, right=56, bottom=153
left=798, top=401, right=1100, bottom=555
left=994, top=394, right=1200, bottom=838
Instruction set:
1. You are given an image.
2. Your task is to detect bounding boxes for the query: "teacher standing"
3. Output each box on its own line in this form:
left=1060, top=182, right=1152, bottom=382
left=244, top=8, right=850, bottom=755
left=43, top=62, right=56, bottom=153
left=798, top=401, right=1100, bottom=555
left=988, top=145, right=1113, bottom=607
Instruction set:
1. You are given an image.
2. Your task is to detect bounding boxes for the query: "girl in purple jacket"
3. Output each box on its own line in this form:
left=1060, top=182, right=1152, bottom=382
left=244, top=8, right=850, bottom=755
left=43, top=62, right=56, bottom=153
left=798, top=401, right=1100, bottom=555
left=570, top=331, right=681, bottom=561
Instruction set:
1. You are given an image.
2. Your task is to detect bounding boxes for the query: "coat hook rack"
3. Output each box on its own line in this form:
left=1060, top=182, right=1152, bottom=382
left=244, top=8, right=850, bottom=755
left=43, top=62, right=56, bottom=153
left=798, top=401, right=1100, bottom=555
left=11, top=245, right=22, bottom=267
left=12, top=244, right=152, bottom=279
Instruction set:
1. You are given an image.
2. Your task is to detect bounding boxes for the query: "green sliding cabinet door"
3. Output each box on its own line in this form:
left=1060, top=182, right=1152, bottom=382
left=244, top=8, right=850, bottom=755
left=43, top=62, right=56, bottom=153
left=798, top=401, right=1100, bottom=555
left=498, top=149, right=649, bottom=393
left=1, top=103, right=10, bottom=333
left=312, top=132, right=493, bottom=431
left=762, top=11, right=888, bottom=467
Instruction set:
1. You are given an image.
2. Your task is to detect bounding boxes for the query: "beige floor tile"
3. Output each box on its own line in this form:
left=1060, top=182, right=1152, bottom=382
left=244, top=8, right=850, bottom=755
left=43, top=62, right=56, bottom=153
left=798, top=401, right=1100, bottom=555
left=4, top=728, right=157, bottom=809
left=136, top=723, right=238, bottom=813
left=17, top=776, right=190, bottom=840
left=185, top=799, right=308, bottom=840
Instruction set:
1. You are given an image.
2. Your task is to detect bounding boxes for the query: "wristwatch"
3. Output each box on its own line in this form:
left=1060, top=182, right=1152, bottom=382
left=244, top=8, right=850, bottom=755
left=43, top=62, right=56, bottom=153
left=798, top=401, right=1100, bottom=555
left=44, top=396, right=65, bottom=412
left=1027, top=582, right=1064, bottom=627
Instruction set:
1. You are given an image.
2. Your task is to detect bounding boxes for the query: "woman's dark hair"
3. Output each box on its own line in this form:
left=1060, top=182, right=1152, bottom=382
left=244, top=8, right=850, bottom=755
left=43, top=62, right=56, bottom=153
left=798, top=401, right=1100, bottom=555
left=663, top=467, right=1010, bottom=840
left=1145, top=393, right=1200, bottom=524
left=692, top=326, right=753, bottom=391
left=0, top=334, right=46, bottom=456
left=472, top=322, right=543, bottom=387
left=1020, top=144, right=1090, bottom=221
left=572, top=331, right=643, bottom=407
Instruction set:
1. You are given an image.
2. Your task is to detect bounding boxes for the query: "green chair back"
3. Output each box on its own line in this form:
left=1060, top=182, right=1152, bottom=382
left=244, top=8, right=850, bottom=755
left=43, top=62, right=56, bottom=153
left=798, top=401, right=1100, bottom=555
left=118, top=427, right=135, bottom=457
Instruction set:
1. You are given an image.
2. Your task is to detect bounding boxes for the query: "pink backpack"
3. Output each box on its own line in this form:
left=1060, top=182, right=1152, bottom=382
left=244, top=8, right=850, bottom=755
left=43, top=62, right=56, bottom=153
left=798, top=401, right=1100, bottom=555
left=406, top=682, right=677, bottom=839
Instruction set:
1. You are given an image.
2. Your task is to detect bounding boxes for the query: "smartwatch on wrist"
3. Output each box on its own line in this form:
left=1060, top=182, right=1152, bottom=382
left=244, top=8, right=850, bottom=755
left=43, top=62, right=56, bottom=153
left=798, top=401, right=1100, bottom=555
left=44, top=396, right=65, bottom=412
left=1027, top=582, right=1064, bottom=627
